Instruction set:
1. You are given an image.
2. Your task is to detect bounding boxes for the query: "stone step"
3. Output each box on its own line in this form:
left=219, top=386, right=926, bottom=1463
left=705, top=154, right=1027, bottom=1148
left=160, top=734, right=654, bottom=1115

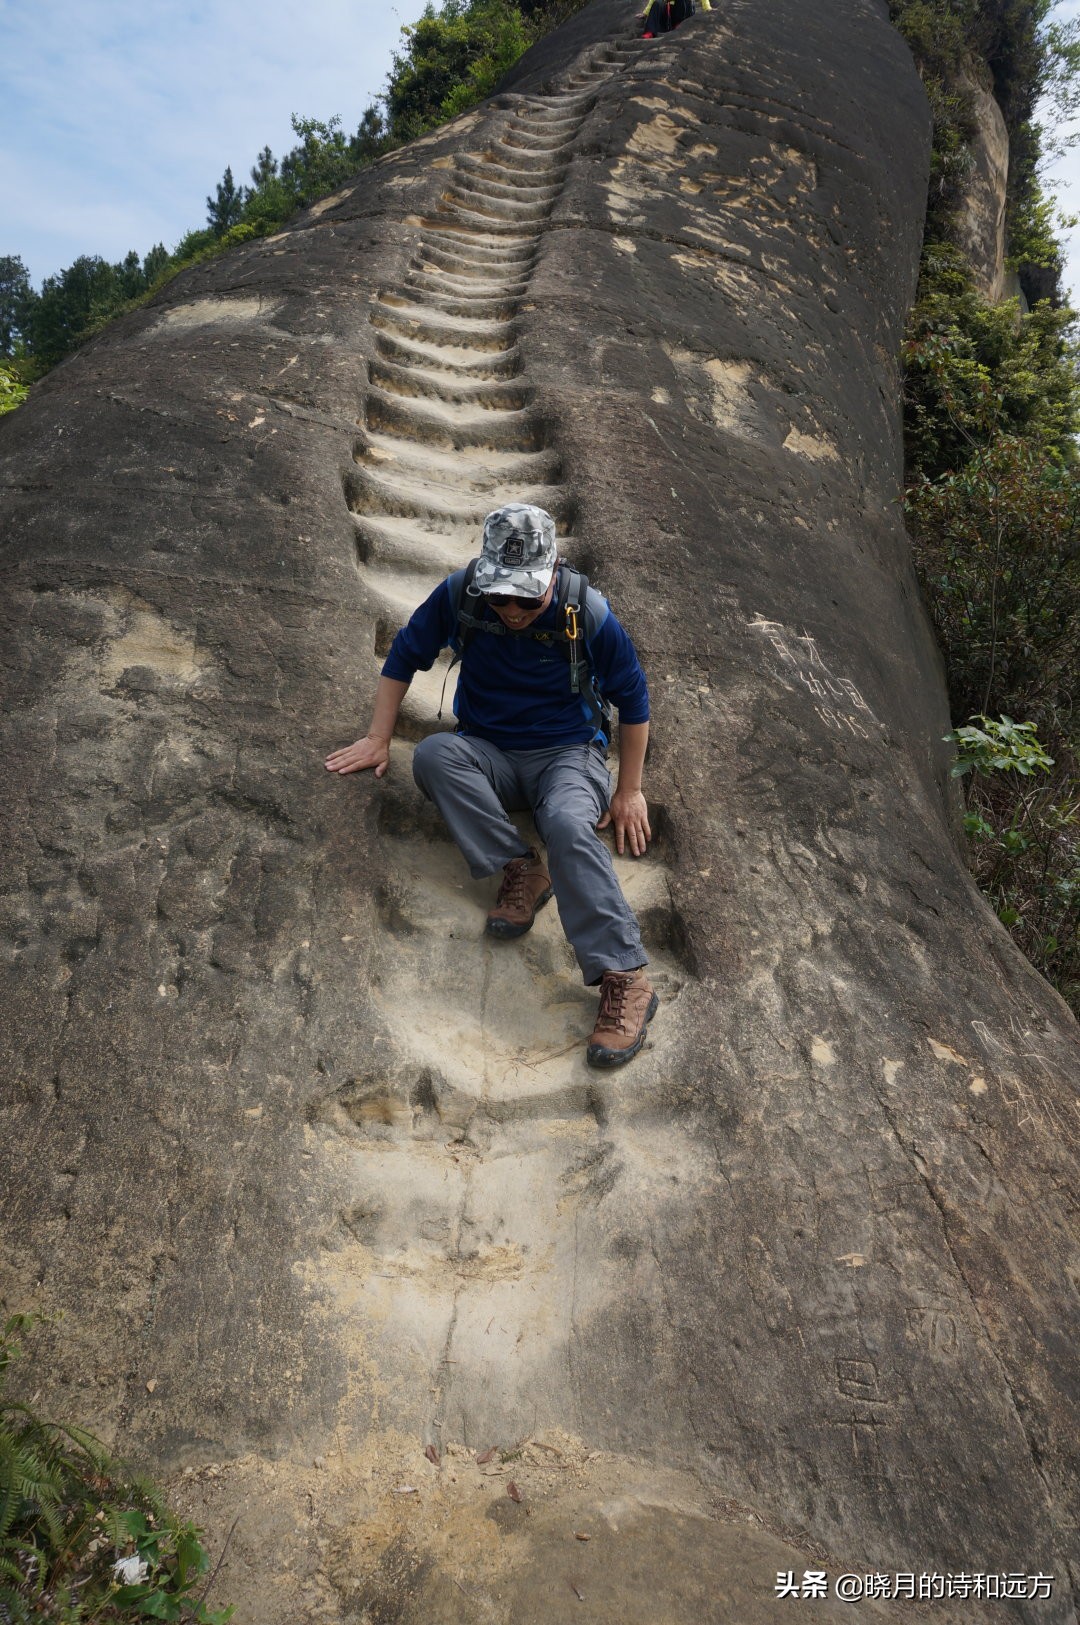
left=496, top=129, right=579, bottom=157
left=344, top=464, right=569, bottom=528
left=442, top=182, right=555, bottom=223
left=355, top=432, right=561, bottom=489
left=368, top=357, right=529, bottom=412
left=457, top=154, right=568, bottom=191
left=364, top=387, right=547, bottom=455
left=433, top=201, right=545, bottom=237
left=358, top=826, right=685, bottom=1095
left=413, top=232, right=538, bottom=271
left=476, top=143, right=572, bottom=175
left=404, top=267, right=529, bottom=302
left=371, top=299, right=516, bottom=352
left=351, top=514, right=478, bottom=576
left=395, top=281, right=523, bottom=322
left=373, top=329, right=521, bottom=380
left=450, top=167, right=563, bottom=206
left=412, top=242, right=535, bottom=282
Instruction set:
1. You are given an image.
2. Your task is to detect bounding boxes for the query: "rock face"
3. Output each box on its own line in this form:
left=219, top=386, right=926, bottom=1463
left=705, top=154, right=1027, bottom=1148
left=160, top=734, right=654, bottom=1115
left=2, top=0, right=1078, bottom=1620
left=955, top=66, right=1011, bottom=302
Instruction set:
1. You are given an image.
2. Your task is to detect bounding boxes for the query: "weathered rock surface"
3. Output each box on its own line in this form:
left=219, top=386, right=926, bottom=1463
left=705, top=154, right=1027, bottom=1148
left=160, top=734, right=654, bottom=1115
left=955, top=66, right=1010, bottom=302
left=1, top=0, right=1078, bottom=1620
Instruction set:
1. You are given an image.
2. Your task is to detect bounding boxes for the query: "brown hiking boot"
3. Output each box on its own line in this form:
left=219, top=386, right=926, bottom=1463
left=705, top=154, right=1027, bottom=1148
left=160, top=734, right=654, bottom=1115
left=586, top=968, right=658, bottom=1067
left=485, top=849, right=553, bottom=939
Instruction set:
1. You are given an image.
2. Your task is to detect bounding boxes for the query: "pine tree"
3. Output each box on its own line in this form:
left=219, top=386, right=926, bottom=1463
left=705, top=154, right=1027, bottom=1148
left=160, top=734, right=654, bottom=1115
left=142, top=243, right=171, bottom=286
left=250, top=146, right=278, bottom=188
left=0, top=256, right=33, bottom=357
left=206, top=166, right=246, bottom=236
left=351, top=105, right=387, bottom=164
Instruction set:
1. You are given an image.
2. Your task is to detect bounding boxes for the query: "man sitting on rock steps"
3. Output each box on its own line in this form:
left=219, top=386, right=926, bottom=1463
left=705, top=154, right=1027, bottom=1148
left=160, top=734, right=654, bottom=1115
left=324, top=503, right=658, bottom=1067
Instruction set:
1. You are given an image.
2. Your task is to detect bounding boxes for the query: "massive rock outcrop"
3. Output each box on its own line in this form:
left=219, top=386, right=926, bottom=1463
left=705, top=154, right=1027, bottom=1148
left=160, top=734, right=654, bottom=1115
left=1, top=0, right=1077, bottom=1619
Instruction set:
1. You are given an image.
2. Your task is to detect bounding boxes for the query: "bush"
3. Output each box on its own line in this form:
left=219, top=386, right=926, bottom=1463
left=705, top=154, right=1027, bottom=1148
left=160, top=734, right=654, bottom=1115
left=0, top=1314, right=232, bottom=1624
left=946, top=718, right=1079, bottom=1008
left=0, top=362, right=28, bottom=416
left=387, top=0, right=535, bottom=139
left=905, top=435, right=1080, bottom=729
left=903, top=282, right=1079, bottom=480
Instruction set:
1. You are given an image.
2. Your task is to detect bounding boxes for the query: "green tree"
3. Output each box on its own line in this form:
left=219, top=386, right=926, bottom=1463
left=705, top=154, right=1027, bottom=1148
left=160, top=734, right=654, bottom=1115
left=25, top=256, right=121, bottom=369
left=280, top=114, right=351, bottom=202
left=906, top=436, right=1080, bottom=726
left=386, top=0, right=532, bottom=141
left=0, top=362, right=29, bottom=415
left=206, top=165, right=246, bottom=235
left=249, top=145, right=278, bottom=188
left=0, top=256, right=34, bottom=357
left=142, top=242, right=171, bottom=286
left=350, top=104, right=388, bottom=165
left=903, top=280, right=1079, bottom=480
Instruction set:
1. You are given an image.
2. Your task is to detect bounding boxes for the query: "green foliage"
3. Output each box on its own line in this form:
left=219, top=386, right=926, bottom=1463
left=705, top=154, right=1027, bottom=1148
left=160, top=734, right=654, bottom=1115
left=0, top=256, right=34, bottom=357
left=0, top=1314, right=232, bottom=1624
left=902, top=285, right=1079, bottom=480
left=946, top=714, right=1055, bottom=777
left=388, top=0, right=534, bottom=137
left=1006, top=176, right=1068, bottom=271
left=0, top=361, right=29, bottom=416
left=945, top=722, right=1079, bottom=1004
left=906, top=435, right=1080, bottom=729
left=890, top=0, right=1080, bottom=304
left=894, top=0, right=1080, bottom=1015
left=14, top=245, right=172, bottom=374
left=206, top=166, right=246, bottom=236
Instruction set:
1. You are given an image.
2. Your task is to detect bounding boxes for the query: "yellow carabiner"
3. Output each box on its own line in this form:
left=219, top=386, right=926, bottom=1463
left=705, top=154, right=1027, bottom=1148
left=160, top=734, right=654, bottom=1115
left=566, top=606, right=579, bottom=642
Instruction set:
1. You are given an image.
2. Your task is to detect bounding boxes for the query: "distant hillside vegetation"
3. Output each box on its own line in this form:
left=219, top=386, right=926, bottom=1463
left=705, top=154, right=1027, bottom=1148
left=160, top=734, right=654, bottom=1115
left=892, top=0, right=1080, bottom=1014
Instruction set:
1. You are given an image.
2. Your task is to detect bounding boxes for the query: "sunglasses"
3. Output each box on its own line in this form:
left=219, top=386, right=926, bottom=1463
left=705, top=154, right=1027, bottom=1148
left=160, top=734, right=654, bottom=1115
left=485, top=592, right=544, bottom=609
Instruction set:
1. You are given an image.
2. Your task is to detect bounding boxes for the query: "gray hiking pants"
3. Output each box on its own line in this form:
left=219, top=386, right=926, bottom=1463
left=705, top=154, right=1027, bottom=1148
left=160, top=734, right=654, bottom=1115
left=412, top=733, right=647, bottom=986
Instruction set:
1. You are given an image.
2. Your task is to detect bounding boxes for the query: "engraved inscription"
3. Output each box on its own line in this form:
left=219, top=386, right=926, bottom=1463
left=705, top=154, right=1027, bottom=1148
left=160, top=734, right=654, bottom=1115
left=907, top=1304, right=960, bottom=1357
left=749, top=614, right=878, bottom=740
left=836, top=1356, right=883, bottom=1402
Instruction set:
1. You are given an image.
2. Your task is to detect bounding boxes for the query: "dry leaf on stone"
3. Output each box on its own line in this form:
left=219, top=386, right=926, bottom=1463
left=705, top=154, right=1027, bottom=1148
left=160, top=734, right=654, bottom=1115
left=425, top=1445, right=440, bottom=1465
left=476, top=1447, right=497, bottom=1465
left=569, top=1581, right=585, bottom=1601
left=507, top=1481, right=523, bottom=1503
left=393, top=1485, right=418, bottom=1495
left=574, top=1532, right=591, bottom=1542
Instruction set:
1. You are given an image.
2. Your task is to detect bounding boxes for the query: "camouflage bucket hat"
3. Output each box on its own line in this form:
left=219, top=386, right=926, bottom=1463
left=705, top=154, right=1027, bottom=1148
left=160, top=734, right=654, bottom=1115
left=472, top=504, right=557, bottom=598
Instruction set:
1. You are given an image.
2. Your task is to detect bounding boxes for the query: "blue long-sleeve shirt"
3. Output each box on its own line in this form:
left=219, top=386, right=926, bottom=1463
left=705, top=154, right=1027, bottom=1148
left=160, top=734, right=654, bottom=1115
left=381, top=569, right=650, bottom=750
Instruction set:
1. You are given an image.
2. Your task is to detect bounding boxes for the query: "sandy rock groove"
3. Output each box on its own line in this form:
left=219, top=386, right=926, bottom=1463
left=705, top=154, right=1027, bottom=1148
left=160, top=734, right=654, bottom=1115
left=1, top=0, right=1078, bottom=1619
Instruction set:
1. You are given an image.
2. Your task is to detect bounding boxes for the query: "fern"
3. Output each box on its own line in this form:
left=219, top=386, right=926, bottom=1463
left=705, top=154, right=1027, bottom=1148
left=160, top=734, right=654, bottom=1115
left=0, top=1314, right=233, bottom=1621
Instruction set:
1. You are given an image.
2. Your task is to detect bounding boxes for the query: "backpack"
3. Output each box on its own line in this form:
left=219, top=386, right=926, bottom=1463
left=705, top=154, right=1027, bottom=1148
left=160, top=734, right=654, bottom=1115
left=438, top=558, right=613, bottom=740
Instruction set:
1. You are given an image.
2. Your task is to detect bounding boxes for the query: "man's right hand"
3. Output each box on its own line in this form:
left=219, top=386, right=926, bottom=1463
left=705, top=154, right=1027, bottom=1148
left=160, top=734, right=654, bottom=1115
left=324, top=734, right=391, bottom=777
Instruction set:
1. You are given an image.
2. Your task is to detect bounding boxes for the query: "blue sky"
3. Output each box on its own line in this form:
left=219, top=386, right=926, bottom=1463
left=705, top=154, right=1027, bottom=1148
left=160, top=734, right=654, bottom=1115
left=1040, top=0, right=1080, bottom=304
left=3, top=0, right=1080, bottom=299
left=0, top=0, right=430, bottom=287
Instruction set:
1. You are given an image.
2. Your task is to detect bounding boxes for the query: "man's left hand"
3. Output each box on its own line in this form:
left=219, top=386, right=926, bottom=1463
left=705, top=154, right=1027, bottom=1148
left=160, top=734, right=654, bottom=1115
left=598, top=788, right=651, bottom=857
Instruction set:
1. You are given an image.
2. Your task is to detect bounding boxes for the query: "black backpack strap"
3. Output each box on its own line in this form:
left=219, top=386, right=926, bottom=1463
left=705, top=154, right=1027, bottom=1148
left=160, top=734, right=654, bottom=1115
left=555, top=565, right=612, bottom=740
left=439, top=559, right=489, bottom=720
left=559, top=565, right=587, bottom=696
left=456, top=556, right=506, bottom=647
